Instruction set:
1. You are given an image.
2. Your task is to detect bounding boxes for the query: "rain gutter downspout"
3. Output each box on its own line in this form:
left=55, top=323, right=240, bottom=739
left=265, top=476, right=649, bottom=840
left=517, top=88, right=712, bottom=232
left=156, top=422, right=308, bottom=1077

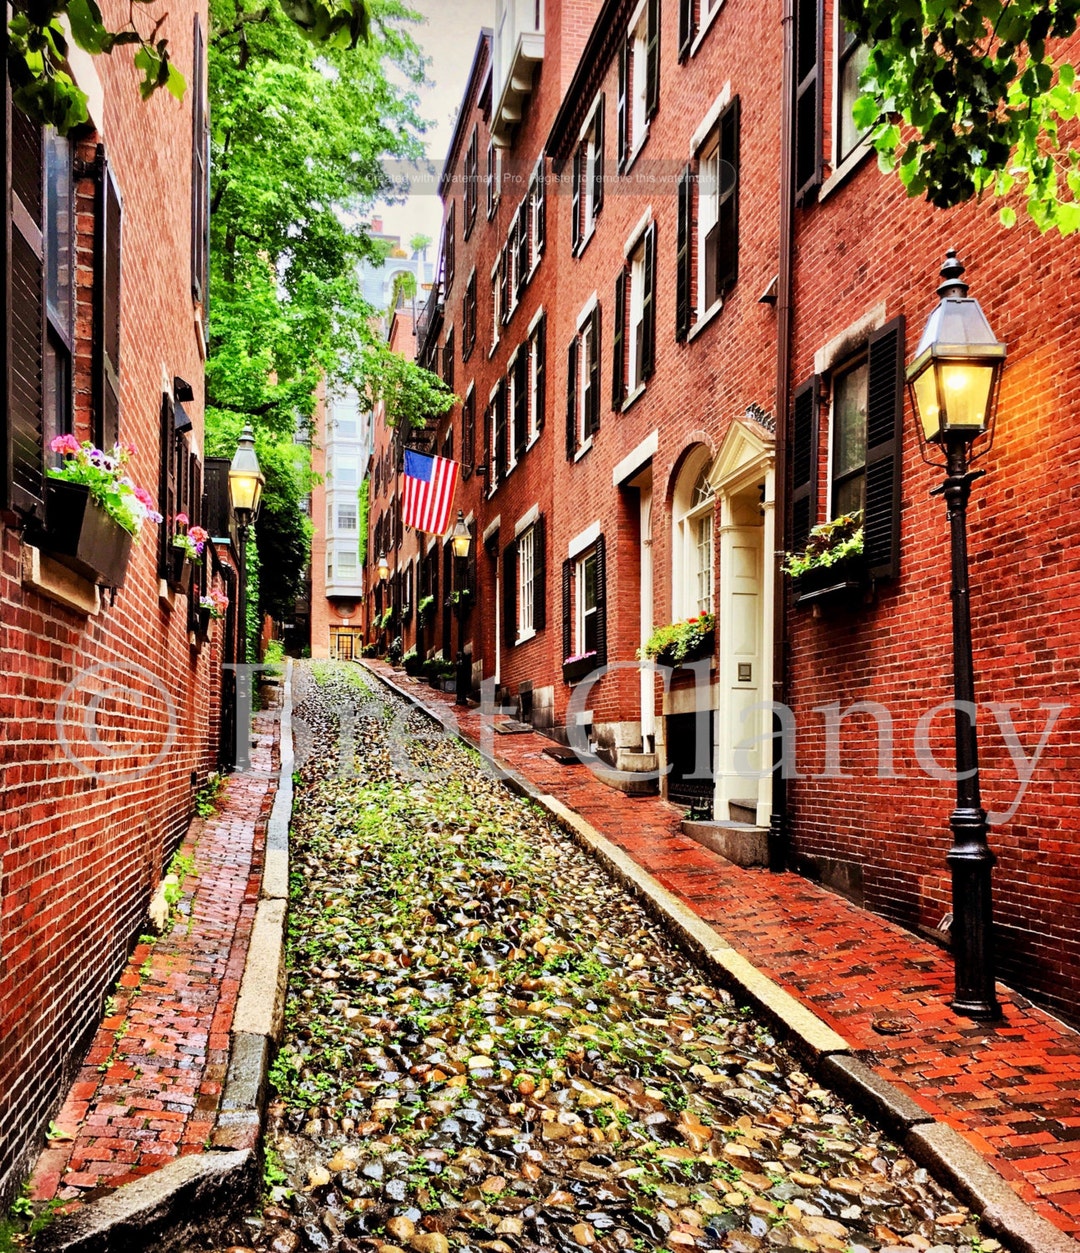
left=769, top=0, right=796, bottom=872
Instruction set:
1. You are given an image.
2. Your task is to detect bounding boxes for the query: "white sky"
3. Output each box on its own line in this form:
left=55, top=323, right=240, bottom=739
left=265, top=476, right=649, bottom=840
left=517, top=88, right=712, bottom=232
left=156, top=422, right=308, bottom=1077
left=379, top=1, right=494, bottom=249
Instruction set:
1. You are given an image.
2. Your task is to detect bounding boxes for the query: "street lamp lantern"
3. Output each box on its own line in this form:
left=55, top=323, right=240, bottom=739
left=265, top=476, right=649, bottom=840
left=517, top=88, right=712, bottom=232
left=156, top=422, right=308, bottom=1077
left=450, top=510, right=472, bottom=560
left=909, top=250, right=1005, bottom=1022
left=906, top=250, right=1006, bottom=450
left=377, top=552, right=390, bottom=582
left=228, top=424, right=265, bottom=528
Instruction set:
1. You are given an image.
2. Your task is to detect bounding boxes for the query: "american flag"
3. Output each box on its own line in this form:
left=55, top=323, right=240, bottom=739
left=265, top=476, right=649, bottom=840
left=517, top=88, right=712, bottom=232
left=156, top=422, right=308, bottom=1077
left=401, top=449, right=460, bottom=535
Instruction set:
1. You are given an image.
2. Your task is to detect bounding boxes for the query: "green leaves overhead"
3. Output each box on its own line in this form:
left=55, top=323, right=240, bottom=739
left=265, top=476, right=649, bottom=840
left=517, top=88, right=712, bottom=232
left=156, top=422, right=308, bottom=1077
left=840, top=0, right=1080, bottom=234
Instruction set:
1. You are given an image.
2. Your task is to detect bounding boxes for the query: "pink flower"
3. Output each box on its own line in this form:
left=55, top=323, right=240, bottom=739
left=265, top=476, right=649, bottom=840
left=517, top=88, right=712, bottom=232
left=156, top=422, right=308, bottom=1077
left=133, top=486, right=155, bottom=509
left=50, top=434, right=81, bottom=456
left=188, top=525, right=209, bottom=545
left=175, top=512, right=190, bottom=527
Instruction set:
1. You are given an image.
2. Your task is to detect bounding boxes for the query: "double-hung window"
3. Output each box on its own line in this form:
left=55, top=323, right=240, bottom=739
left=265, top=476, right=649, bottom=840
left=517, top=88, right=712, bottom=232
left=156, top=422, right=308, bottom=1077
left=528, top=157, right=545, bottom=272
left=831, top=356, right=869, bottom=518
left=443, top=326, right=455, bottom=393
left=835, top=25, right=871, bottom=167
left=463, top=272, right=477, bottom=361
left=676, top=98, right=740, bottom=339
left=572, top=96, right=604, bottom=253
left=486, top=140, right=501, bottom=218
left=443, top=201, right=456, bottom=293
left=337, top=501, right=357, bottom=531
left=491, top=256, right=503, bottom=348
left=464, top=126, right=478, bottom=238
left=528, top=313, right=546, bottom=444
left=613, top=222, right=656, bottom=404
left=576, top=548, right=599, bottom=656
left=518, top=525, right=536, bottom=639
left=566, top=303, right=601, bottom=459
left=618, top=0, right=659, bottom=169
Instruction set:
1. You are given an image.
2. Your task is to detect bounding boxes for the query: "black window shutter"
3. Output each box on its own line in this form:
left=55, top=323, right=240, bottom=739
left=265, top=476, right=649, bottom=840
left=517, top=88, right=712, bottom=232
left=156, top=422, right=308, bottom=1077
left=535, top=315, right=546, bottom=432
left=717, top=96, right=740, bottom=294
left=562, top=559, right=573, bottom=663
left=190, top=15, right=209, bottom=304
left=675, top=164, right=692, bottom=342
left=158, top=393, right=177, bottom=577
left=503, top=539, right=517, bottom=646
left=513, top=350, right=528, bottom=458
left=500, top=243, right=510, bottom=323
left=645, top=0, right=660, bottom=121
left=516, top=201, right=528, bottom=295
left=790, top=376, right=819, bottom=554
left=588, top=303, right=602, bottom=435
left=594, top=97, right=605, bottom=215
left=533, top=513, right=546, bottom=632
left=467, top=521, right=477, bottom=596
left=678, top=0, right=694, bottom=59
left=6, top=105, right=46, bottom=519
left=617, top=39, right=628, bottom=170
left=864, top=316, right=906, bottom=580
left=612, top=268, right=626, bottom=408
left=535, top=156, right=546, bottom=255
left=572, top=148, right=582, bottom=252
left=94, top=159, right=122, bottom=451
left=463, top=392, right=475, bottom=469
left=445, top=201, right=455, bottom=289
left=794, top=0, right=824, bottom=204
left=566, top=337, right=579, bottom=459
left=595, top=532, right=608, bottom=667
left=642, top=222, right=657, bottom=380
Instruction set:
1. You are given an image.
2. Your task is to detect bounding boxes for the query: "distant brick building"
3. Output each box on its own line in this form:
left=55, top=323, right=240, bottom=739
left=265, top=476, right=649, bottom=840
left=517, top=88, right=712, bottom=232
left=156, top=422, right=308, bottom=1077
left=365, top=0, right=1080, bottom=1024
left=0, top=6, right=243, bottom=1201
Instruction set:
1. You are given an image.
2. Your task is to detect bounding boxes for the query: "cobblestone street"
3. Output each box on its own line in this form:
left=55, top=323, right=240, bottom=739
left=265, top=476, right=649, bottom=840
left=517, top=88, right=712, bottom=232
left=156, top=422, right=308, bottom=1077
left=208, top=663, right=995, bottom=1253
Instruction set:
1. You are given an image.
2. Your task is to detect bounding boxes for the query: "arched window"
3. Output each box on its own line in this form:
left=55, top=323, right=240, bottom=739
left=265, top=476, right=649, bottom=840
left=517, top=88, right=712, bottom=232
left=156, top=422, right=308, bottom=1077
left=672, top=448, right=715, bottom=620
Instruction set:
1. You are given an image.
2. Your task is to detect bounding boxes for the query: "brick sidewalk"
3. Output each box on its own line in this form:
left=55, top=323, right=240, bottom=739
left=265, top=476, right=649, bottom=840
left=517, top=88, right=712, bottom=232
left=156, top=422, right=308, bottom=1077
left=30, top=708, right=279, bottom=1207
left=368, top=661, right=1080, bottom=1239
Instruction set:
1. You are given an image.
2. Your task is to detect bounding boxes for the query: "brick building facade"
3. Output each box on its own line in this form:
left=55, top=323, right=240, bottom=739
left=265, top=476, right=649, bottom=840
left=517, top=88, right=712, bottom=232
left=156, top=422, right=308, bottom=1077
left=0, top=2, right=241, bottom=1201
left=365, top=0, right=1080, bottom=1022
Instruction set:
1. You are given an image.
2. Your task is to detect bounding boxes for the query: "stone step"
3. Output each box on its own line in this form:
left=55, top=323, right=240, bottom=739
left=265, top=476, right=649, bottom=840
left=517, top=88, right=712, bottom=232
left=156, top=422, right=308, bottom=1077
left=729, top=798, right=758, bottom=825
left=681, top=818, right=769, bottom=868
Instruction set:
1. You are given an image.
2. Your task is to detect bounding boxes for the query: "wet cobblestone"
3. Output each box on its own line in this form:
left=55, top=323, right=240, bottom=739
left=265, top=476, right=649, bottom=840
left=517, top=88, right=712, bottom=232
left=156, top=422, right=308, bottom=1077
left=206, top=664, right=996, bottom=1253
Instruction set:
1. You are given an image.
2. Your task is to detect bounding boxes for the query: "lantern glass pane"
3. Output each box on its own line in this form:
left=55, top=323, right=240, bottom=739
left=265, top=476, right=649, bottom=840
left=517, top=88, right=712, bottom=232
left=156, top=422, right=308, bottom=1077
left=940, top=361, right=995, bottom=432
left=913, top=367, right=942, bottom=442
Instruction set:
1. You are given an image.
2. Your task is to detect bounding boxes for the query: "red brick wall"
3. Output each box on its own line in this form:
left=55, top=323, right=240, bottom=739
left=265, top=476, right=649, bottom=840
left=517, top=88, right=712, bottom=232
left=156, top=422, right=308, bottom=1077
left=786, top=6, right=1080, bottom=1020
left=0, top=0, right=214, bottom=1202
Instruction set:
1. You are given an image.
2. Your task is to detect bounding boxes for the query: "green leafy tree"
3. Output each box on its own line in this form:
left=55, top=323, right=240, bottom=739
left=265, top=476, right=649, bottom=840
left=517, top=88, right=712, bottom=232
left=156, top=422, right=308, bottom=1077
left=7, top=0, right=371, bottom=132
left=205, top=0, right=451, bottom=625
left=842, top=0, right=1080, bottom=234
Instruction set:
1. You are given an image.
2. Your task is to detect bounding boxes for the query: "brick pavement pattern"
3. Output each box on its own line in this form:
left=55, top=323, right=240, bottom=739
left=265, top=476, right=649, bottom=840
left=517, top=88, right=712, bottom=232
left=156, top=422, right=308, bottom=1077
left=366, top=661, right=1080, bottom=1239
left=29, top=709, right=279, bottom=1207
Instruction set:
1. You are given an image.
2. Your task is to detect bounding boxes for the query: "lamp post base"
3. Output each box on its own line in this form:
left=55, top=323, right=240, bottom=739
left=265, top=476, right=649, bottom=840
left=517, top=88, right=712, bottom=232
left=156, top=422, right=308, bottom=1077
left=947, top=807, right=1001, bottom=1021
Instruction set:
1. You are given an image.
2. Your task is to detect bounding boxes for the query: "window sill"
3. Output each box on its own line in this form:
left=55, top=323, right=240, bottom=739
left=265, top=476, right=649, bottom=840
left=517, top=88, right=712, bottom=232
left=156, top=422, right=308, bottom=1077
left=488, top=338, right=500, bottom=360
left=516, top=628, right=536, bottom=646
left=622, top=127, right=651, bottom=176
left=573, top=437, right=593, bottom=463
left=526, top=433, right=540, bottom=452
left=621, top=382, right=647, bottom=414
left=574, top=222, right=597, bottom=258
left=21, top=543, right=100, bottom=615
left=688, top=0, right=724, bottom=57
left=687, top=299, right=723, bottom=341
left=818, top=139, right=875, bottom=203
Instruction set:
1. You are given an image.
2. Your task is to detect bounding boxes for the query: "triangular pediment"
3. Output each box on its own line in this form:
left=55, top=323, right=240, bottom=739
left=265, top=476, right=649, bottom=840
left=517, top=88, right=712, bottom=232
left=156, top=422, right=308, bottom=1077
left=707, top=414, right=774, bottom=494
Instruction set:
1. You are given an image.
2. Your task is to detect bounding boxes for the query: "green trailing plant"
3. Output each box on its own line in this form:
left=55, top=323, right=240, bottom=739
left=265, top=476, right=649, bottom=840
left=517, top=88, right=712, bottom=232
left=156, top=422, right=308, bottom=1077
left=417, top=594, right=435, bottom=626
left=841, top=0, right=1080, bottom=234
left=782, top=511, right=864, bottom=580
left=449, top=588, right=473, bottom=608
left=378, top=607, right=395, bottom=630
left=639, top=612, right=716, bottom=666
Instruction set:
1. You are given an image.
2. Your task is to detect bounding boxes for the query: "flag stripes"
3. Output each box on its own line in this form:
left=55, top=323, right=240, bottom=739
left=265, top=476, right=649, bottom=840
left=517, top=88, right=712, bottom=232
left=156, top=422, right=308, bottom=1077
left=401, top=449, right=459, bottom=535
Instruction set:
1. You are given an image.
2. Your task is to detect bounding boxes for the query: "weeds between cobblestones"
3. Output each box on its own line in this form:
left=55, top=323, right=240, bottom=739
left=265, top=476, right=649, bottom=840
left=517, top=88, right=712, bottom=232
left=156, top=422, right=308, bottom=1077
left=204, top=662, right=999, bottom=1253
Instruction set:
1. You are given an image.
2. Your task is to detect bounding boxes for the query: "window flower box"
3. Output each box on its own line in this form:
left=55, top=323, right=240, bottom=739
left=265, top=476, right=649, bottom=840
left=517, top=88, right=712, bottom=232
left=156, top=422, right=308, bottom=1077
left=43, top=480, right=134, bottom=589
left=784, top=511, right=869, bottom=608
left=640, top=614, right=716, bottom=668
left=562, top=652, right=598, bottom=684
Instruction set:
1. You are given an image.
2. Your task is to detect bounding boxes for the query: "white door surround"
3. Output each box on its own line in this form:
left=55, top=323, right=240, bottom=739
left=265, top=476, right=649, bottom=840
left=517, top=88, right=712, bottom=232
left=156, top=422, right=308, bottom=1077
left=707, top=417, right=776, bottom=827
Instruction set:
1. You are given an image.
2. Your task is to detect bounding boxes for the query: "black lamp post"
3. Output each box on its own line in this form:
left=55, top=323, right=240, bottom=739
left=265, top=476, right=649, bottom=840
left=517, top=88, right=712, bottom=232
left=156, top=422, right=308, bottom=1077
left=450, top=510, right=472, bottom=706
left=228, top=424, right=265, bottom=664
left=375, top=551, right=390, bottom=647
left=907, top=250, right=1006, bottom=1021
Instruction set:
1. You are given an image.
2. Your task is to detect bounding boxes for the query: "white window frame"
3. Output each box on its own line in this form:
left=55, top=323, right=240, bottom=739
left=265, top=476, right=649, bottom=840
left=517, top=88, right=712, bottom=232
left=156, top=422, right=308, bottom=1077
left=336, top=458, right=358, bottom=486
left=578, top=316, right=594, bottom=453
left=672, top=447, right=716, bottom=621
left=490, top=257, right=502, bottom=356
left=833, top=12, right=871, bottom=169
left=627, top=241, right=646, bottom=392
left=506, top=350, right=519, bottom=475
left=518, top=525, right=536, bottom=642
left=697, top=134, right=721, bottom=321
left=528, top=309, right=544, bottom=445
left=629, top=1, right=649, bottom=161
left=575, top=547, right=599, bottom=656
left=336, top=501, right=357, bottom=531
